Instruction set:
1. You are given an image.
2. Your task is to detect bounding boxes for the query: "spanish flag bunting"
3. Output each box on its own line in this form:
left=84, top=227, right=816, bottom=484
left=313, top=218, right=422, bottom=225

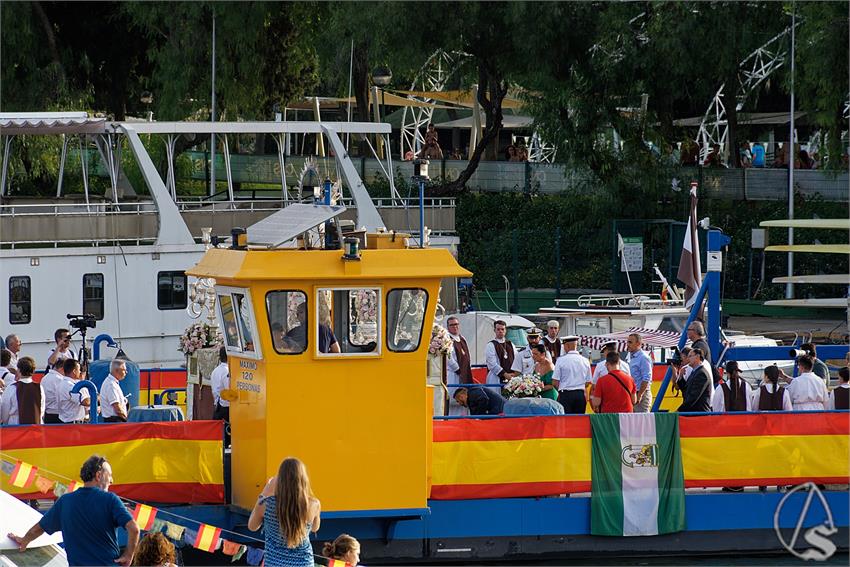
left=9, top=461, right=37, bottom=489
left=67, top=480, right=81, bottom=492
left=193, top=523, right=221, bottom=553
left=327, top=560, right=352, bottom=567
left=132, top=503, right=158, bottom=531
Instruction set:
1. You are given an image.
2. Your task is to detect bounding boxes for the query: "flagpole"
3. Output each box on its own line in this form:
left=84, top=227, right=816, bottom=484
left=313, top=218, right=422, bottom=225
left=617, top=233, right=635, bottom=297
left=786, top=4, right=796, bottom=299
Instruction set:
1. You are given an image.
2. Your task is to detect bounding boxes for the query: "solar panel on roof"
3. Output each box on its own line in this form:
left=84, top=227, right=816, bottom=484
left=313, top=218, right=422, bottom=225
left=246, top=203, right=346, bottom=249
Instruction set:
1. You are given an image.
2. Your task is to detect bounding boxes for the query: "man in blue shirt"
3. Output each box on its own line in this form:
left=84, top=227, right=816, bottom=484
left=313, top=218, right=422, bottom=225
left=453, top=385, right=505, bottom=415
left=626, top=333, right=653, bottom=413
left=751, top=142, right=766, bottom=167
left=8, top=455, right=139, bottom=566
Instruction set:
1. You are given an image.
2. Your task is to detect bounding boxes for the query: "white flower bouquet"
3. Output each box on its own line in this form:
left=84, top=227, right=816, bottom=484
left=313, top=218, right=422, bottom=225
left=428, top=323, right=453, bottom=356
left=179, top=322, right=224, bottom=355
left=504, top=373, right=544, bottom=398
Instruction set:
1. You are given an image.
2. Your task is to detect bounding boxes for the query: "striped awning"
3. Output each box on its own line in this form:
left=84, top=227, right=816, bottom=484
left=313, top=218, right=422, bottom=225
left=579, top=327, right=682, bottom=352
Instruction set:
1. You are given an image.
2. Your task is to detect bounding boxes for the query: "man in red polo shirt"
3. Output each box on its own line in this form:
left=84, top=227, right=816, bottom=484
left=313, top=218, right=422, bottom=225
left=591, top=351, right=637, bottom=413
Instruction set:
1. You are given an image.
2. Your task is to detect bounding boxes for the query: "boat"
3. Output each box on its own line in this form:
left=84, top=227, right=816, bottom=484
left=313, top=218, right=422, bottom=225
left=2, top=183, right=847, bottom=565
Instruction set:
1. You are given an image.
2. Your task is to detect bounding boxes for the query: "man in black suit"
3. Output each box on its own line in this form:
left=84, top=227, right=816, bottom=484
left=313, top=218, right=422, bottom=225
left=453, top=386, right=505, bottom=415
left=676, top=348, right=712, bottom=412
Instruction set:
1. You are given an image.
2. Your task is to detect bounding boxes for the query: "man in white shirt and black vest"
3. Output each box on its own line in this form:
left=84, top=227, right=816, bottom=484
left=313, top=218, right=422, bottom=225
left=511, top=327, right=551, bottom=375
left=484, top=320, right=519, bottom=385
left=542, top=320, right=565, bottom=363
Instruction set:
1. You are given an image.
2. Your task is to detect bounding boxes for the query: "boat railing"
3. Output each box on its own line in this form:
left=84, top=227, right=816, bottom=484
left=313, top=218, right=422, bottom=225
left=553, top=294, right=686, bottom=309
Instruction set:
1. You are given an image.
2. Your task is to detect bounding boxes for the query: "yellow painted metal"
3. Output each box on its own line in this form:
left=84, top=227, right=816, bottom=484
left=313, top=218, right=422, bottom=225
left=188, top=247, right=471, bottom=513
left=764, top=244, right=850, bottom=254
left=759, top=218, right=850, bottom=230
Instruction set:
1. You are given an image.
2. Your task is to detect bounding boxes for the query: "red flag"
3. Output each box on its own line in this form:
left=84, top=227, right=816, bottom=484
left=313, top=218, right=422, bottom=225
left=677, top=182, right=702, bottom=308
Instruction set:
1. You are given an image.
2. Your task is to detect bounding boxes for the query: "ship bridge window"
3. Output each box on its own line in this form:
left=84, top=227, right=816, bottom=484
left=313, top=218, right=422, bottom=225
left=157, top=271, right=187, bottom=310
left=316, top=287, right=381, bottom=356
left=9, top=276, right=31, bottom=325
left=217, top=287, right=261, bottom=359
left=266, top=290, right=308, bottom=354
left=387, top=289, right=428, bottom=352
left=83, top=273, right=104, bottom=320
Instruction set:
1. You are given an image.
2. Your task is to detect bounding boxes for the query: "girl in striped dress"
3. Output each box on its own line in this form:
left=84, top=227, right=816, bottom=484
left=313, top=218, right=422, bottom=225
left=248, top=458, right=321, bottom=566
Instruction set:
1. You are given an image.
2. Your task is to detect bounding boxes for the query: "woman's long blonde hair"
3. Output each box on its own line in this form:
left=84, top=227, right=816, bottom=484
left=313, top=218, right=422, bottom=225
left=275, top=457, right=314, bottom=547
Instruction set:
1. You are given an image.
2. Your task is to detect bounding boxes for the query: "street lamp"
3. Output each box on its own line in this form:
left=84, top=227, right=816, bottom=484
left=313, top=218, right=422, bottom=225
left=412, top=158, right=429, bottom=248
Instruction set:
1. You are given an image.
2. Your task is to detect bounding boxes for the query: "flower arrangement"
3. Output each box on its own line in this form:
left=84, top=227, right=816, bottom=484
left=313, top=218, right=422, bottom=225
left=179, top=322, right=224, bottom=355
left=428, top=323, right=453, bottom=356
left=503, top=374, right=544, bottom=398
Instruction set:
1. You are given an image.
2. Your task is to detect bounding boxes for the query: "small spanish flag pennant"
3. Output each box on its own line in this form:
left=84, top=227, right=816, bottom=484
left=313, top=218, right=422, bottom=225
left=67, top=480, right=81, bottom=493
left=9, top=461, right=37, bottom=488
left=33, top=474, right=54, bottom=494
left=132, top=503, right=158, bottom=531
left=193, top=523, right=222, bottom=553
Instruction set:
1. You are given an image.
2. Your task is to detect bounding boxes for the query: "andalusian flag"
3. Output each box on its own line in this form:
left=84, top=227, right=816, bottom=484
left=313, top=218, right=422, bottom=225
left=9, top=461, right=37, bottom=489
left=193, top=523, right=222, bottom=552
left=132, top=503, right=158, bottom=530
left=591, top=413, right=685, bottom=536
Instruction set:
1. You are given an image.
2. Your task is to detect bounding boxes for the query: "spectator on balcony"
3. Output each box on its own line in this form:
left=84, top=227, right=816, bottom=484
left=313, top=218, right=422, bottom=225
left=515, top=140, right=529, bottom=162
left=773, top=144, right=787, bottom=168
left=418, top=124, right=443, bottom=160
left=751, top=142, right=766, bottom=167
left=680, top=140, right=699, bottom=166
left=505, top=143, right=518, bottom=161
left=798, top=149, right=814, bottom=169
left=703, top=144, right=723, bottom=167
left=739, top=142, right=752, bottom=168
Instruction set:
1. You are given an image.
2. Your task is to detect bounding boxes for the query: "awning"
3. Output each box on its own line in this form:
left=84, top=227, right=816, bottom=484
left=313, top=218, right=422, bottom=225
left=286, top=93, right=457, bottom=111
left=673, top=111, right=807, bottom=128
left=435, top=113, right=534, bottom=130
left=579, top=327, right=682, bottom=352
left=0, top=113, right=107, bottom=135
left=393, top=89, right=526, bottom=110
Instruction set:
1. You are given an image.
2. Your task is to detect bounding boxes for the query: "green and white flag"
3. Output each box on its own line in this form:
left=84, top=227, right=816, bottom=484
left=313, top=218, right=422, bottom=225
left=590, top=412, right=685, bottom=536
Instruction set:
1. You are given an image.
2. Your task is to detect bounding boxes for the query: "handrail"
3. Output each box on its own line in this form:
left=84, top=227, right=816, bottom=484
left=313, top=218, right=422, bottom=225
left=93, top=334, right=119, bottom=361
left=651, top=277, right=710, bottom=412
left=71, top=380, right=99, bottom=424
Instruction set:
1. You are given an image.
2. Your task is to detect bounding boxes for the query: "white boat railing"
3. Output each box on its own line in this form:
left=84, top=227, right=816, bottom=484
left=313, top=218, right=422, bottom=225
left=552, top=293, right=686, bottom=309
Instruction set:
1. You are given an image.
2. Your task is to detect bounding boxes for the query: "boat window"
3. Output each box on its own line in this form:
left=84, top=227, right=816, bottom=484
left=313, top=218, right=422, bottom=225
left=506, top=327, right=528, bottom=348
left=217, top=287, right=262, bottom=359
left=8, top=276, right=31, bottom=325
left=316, top=287, right=381, bottom=356
left=82, top=273, right=104, bottom=320
left=658, top=315, right=687, bottom=334
left=219, top=295, right=241, bottom=349
left=611, top=317, right=642, bottom=333
left=575, top=317, right=609, bottom=337
left=386, top=289, right=428, bottom=352
left=266, top=290, right=307, bottom=354
left=157, top=271, right=187, bottom=310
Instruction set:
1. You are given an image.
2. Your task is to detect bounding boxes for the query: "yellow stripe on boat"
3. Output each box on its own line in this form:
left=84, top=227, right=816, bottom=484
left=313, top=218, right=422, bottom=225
left=764, top=244, right=850, bottom=254
left=760, top=219, right=850, bottom=229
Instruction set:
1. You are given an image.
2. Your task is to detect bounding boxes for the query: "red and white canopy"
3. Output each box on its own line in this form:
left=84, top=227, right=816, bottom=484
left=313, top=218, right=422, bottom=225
left=579, top=327, right=683, bottom=352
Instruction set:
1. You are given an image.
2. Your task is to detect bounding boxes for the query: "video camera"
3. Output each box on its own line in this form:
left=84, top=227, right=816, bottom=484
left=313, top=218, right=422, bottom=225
left=67, top=313, right=97, bottom=331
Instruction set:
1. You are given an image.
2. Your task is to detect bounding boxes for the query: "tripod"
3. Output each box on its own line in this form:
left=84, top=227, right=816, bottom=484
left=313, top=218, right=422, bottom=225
left=69, top=327, right=91, bottom=375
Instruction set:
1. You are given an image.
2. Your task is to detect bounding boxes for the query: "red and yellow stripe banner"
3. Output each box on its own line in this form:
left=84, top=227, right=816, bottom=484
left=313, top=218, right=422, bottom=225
left=133, top=503, right=158, bottom=531
left=1, top=422, right=224, bottom=503
left=431, top=413, right=849, bottom=500
left=10, top=461, right=37, bottom=489
left=194, top=523, right=222, bottom=552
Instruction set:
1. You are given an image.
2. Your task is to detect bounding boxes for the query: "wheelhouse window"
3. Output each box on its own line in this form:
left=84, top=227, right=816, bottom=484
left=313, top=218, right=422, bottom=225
left=266, top=291, right=308, bottom=354
left=217, top=287, right=261, bottom=359
left=387, top=289, right=428, bottom=352
left=316, top=287, right=381, bottom=356
left=157, top=271, right=187, bottom=310
left=83, top=273, right=104, bottom=320
left=9, top=276, right=31, bottom=325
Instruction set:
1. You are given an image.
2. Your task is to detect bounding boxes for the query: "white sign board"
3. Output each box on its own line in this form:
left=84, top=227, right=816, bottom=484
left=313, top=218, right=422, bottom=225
left=707, top=251, right=722, bottom=272
left=620, top=237, right=644, bottom=272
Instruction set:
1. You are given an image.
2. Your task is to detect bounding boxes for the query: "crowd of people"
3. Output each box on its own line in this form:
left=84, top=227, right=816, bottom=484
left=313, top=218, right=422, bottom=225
left=0, top=329, right=127, bottom=425
left=445, top=318, right=849, bottom=416
left=8, top=454, right=358, bottom=567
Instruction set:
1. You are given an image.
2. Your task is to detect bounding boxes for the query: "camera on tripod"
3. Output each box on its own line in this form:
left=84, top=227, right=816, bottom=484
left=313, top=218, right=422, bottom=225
left=67, top=313, right=97, bottom=330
